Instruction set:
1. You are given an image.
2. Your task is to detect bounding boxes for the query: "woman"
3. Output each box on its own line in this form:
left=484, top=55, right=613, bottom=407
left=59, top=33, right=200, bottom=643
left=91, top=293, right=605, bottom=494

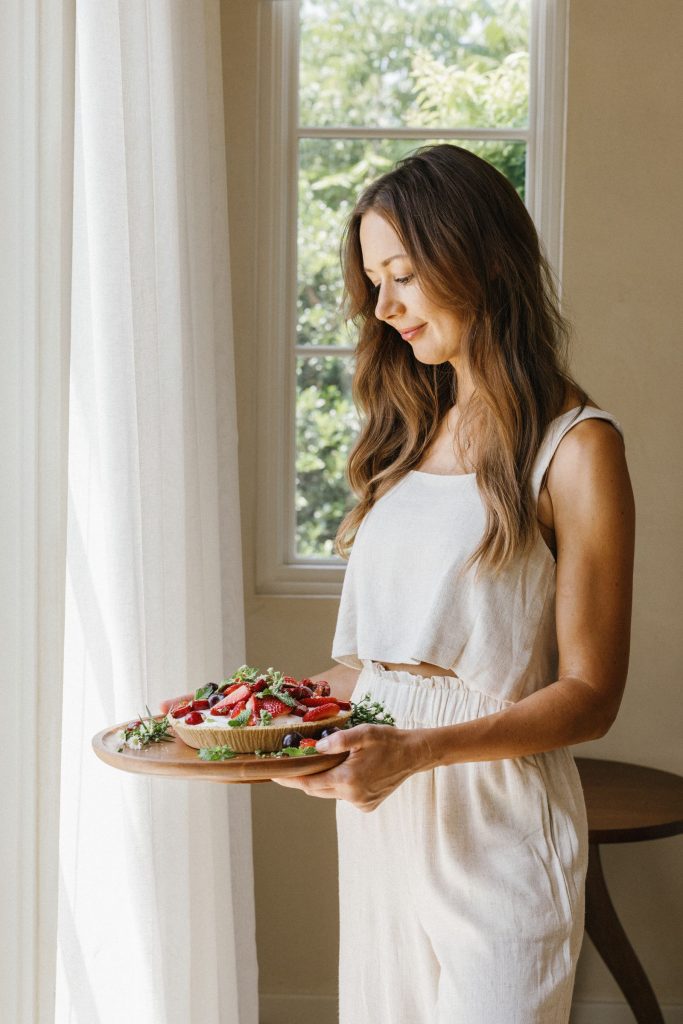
left=274, top=145, right=635, bottom=1023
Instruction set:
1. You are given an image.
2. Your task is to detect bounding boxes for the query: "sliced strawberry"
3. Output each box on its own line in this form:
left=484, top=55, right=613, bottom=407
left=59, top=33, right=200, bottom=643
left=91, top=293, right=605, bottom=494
left=334, top=700, right=351, bottom=710
left=246, top=693, right=266, bottom=714
left=282, top=682, right=314, bottom=700
left=184, top=711, right=204, bottom=726
left=311, top=681, right=331, bottom=697
left=170, top=702, right=192, bottom=719
left=260, top=696, right=293, bottom=718
left=213, top=684, right=250, bottom=709
left=291, top=704, right=307, bottom=718
left=210, top=703, right=232, bottom=717
left=302, top=703, right=341, bottom=723
left=299, top=738, right=317, bottom=749
left=229, top=700, right=248, bottom=719
left=190, top=699, right=210, bottom=711
left=248, top=713, right=260, bottom=727
left=219, top=681, right=245, bottom=698
left=300, top=695, right=341, bottom=708
left=283, top=676, right=299, bottom=685
left=249, top=678, right=268, bottom=694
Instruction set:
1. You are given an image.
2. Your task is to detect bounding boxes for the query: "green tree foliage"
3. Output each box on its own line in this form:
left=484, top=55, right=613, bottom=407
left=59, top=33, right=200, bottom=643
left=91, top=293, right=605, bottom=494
left=296, top=0, right=529, bottom=557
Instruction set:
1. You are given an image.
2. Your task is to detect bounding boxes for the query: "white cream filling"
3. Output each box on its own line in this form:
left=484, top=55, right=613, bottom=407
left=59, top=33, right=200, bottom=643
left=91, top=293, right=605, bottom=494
left=172, top=710, right=349, bottom=730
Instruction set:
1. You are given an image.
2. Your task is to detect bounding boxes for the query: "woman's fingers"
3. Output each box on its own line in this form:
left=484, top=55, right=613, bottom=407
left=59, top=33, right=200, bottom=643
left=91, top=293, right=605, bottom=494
left=271, top=727, right=412, bottom=811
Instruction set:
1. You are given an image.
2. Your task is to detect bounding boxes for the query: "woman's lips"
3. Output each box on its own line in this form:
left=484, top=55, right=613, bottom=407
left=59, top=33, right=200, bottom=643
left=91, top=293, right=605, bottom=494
left=400, top=323, right=426, bottom=341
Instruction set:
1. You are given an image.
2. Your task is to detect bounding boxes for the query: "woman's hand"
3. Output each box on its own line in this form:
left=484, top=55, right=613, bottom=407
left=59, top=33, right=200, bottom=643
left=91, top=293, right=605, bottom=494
left=271, top=724, right=430, bottom=812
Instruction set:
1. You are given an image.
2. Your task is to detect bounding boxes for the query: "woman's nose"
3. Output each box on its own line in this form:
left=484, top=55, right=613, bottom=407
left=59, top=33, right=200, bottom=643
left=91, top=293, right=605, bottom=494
left=374, top=283, right=403, bottom=322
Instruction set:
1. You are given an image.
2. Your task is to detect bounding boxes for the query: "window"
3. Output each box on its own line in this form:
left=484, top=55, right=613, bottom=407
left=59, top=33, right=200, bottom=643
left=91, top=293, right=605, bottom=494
left=255, top=0, right=569, bottom=595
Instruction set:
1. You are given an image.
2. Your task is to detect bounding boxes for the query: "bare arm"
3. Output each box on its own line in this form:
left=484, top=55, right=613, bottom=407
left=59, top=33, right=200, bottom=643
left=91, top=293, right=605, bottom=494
left=418, top=418, right=635, bottom=767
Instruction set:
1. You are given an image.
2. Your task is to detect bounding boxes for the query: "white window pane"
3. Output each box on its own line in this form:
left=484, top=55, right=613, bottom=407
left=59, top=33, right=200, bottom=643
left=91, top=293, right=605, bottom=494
left=296, top=354, right=358, bottom=558
left=299, top=0, right=530, bottom=130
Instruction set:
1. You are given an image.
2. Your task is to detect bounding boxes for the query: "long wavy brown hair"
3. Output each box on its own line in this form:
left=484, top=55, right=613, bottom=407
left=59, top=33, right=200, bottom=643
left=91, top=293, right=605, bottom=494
left=334, top=144, right=587, bottom=571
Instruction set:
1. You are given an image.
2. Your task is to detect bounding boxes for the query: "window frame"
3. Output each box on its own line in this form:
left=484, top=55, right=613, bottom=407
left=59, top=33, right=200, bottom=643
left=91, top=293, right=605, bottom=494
left=254, top=0, right=569, bottom=596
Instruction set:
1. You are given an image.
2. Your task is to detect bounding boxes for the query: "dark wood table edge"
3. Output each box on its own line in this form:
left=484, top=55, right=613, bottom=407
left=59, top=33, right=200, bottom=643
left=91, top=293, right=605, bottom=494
left=575, top=756, right=683, bottom=1024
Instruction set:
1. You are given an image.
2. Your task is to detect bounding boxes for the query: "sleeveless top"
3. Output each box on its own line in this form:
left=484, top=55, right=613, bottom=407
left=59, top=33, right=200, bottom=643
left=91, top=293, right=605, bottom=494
left=331, top=406, right=623, bottom=704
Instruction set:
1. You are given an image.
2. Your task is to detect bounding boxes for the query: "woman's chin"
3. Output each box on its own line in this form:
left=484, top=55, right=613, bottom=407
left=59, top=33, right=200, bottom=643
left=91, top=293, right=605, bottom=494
left=410, top=347, right=445, bottom=366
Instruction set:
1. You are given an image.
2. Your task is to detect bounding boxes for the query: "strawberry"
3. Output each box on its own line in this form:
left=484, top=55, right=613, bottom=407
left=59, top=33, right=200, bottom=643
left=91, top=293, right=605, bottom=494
left=282, top=682, right=314, bottom=700
left=260, top=696, right=293, bottom=718
left=190, top=699, right=210, bottom=711
left=283, top=676, right=299, bottom=685
left=219, top=681, right=246, bottom=697
left=291, top=704, right=307, bottom=718
left=311, top=681, right=331, bottom=697
left=302, top=703, right=340, bottom=723
left=229, top=700, right=248, bottom=719
left=299, top=738, right=317, bottom=749
left=170, top=702, right=192, bottom=719
left=213, top=684, right=250, bottom=709
left=210, top=702, right=232, bottom=717
left=184, top=711, right=204, bottom=726
left=300, top=695, right=341, bottom=708
left=249, top=678, right=268, bottom=693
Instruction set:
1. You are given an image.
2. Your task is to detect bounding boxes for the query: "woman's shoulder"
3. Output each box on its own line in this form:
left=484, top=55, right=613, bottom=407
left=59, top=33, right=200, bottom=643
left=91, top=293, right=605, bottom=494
left=536, top=392, right=632, bottom=540
left=533, top=390, right=625, bottom=499
left=550, top=389, right=624, bottom=447
left=544, top=395, right=627, bottom=494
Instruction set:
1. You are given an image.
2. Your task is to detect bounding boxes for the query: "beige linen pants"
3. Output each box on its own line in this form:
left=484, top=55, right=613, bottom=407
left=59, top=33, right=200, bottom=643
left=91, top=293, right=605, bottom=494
left=336, top=662, right=587, bottom=1024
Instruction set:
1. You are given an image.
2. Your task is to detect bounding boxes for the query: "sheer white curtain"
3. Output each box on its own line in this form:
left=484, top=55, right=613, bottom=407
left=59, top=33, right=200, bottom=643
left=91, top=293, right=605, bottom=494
left=2, top=0, right=258, bottom=1021
left=0, top=2, right=75, bottom=1021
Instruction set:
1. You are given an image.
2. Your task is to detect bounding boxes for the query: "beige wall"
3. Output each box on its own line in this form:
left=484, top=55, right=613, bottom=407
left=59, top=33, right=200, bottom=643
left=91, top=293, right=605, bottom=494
left=561, top=0, right=683, bottom=1007
left=221, top=1, right=683, bottom=1017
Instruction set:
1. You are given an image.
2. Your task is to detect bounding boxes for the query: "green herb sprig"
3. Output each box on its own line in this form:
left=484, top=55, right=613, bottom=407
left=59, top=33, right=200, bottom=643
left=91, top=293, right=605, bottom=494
left=228, top=708, right=250, bottom=728
left=198, top=745, right=238, bottom=761
left=117, top=708, right=173, bottom=752
left=348, top=693, right=396, bottom=728
left=253, top=745, right=319, bottom=759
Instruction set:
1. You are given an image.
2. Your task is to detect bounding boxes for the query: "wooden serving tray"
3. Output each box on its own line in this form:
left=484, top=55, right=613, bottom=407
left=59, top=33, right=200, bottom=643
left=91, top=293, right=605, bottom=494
left=92, top=718, right=348, bottom=784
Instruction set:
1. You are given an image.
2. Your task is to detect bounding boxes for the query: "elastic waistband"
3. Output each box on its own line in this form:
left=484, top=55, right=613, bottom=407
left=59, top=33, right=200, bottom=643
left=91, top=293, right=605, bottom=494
left=358, top=660, right=514, bottom=727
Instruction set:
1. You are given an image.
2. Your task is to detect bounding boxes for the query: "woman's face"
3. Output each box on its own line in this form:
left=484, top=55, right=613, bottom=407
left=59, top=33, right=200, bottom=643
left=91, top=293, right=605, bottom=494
left=359, top=210, right=466, bottom=368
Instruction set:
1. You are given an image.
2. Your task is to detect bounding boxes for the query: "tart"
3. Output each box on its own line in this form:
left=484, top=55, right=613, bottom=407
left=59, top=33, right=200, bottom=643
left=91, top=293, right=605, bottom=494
left=169, top=666, right=352, bottom=753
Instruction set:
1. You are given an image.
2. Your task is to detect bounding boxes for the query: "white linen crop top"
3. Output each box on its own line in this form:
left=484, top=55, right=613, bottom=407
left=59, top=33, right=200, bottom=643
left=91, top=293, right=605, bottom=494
left=331, top=406, right=624, bottom=703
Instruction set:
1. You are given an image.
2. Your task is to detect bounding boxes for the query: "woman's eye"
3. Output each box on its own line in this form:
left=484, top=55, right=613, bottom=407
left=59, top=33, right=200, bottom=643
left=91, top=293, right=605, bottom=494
left=395, top=274, right=414, bottom=285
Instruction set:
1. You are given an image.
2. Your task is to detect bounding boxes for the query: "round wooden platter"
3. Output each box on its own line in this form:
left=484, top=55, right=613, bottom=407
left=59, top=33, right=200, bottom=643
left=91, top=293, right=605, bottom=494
left=92, top=717, right=348, bottom=784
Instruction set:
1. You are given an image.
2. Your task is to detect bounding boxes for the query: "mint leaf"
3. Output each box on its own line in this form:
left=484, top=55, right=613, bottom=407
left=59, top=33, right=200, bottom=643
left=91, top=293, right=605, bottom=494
left=194, top=684, right=216, bottom=701
left=259, top=709, right=273, bottom=726
left=227, top=708, right=250, bottom=728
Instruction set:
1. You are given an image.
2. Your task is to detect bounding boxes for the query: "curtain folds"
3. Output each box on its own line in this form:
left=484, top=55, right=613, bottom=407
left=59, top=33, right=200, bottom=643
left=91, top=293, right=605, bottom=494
left=0, top=1, right=75, bottom=1021
left=2, top=0, right=257, bottom=1021
left=57, top=1, right=257, bottom=1021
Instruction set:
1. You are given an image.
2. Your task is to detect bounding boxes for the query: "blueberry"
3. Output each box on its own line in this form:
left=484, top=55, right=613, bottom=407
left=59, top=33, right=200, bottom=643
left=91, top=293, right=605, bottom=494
left=319, top=726, right=340, bottom=739
left=282, top=732, right=303, bottom=748
left=208, top=693, right=223, bottom=708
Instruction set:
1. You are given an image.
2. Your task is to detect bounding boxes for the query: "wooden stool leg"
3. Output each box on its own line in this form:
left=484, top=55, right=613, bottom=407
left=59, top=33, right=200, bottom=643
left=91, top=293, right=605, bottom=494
left=584, top=842, right=664, bottom=1024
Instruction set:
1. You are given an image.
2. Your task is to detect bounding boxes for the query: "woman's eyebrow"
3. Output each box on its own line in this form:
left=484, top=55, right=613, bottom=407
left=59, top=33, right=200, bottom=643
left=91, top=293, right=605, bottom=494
left=363, top=253, right=409, bottom=273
